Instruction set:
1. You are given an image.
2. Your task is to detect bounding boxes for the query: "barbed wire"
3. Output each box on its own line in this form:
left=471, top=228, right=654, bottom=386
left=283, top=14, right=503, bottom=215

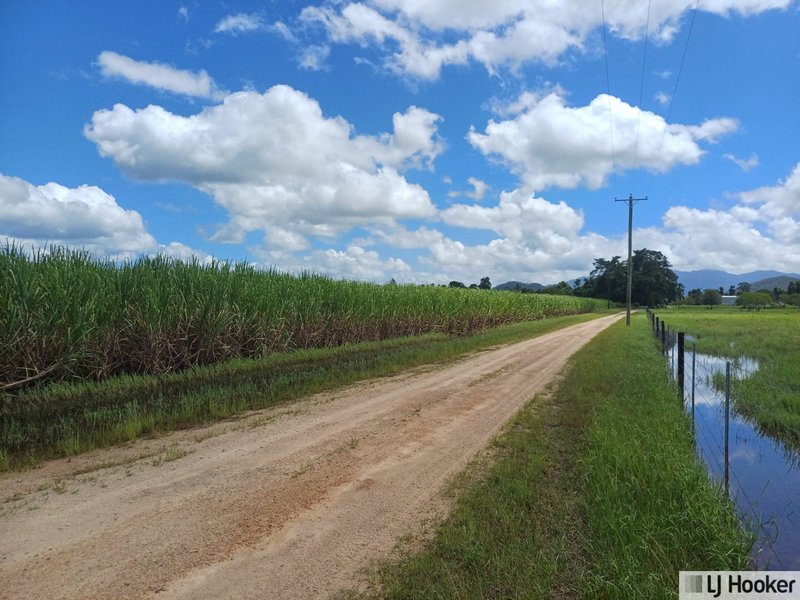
left=646, top=310, right=797, bottom=568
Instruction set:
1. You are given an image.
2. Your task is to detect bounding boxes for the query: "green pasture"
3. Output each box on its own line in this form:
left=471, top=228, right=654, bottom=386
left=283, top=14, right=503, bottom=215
left=654, top=306, right=800, bottom=452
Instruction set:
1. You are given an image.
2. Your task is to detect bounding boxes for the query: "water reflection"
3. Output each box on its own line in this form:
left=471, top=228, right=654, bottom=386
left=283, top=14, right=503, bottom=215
left=676, top=344, right=800, bottom=569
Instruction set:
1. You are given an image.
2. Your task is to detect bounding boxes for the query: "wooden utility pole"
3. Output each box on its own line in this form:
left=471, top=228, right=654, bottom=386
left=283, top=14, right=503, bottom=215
left=615, top=194, right=647, bottom=326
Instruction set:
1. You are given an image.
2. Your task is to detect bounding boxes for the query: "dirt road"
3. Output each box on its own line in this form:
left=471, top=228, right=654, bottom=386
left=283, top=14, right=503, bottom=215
left=0, top=313, right=623, bottom=599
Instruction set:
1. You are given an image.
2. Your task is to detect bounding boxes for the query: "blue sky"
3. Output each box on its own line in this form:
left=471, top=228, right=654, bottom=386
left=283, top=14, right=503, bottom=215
left=1, top=1, right=798, bottom=284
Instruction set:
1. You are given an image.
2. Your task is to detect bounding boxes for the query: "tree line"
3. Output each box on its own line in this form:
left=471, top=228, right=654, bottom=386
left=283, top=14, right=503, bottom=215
left=437, top=250, right=799, bottom=310
left=518, top=249, right=680, bottom=307
left=447, top=277, right=492, bottom=290
left=682, top=280, right=800, bottom=309
left=444, top=249, right=682, bottom=307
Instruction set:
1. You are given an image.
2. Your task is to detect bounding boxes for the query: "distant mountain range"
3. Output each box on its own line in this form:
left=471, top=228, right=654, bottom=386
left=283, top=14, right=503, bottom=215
left=495, top=270, right=800, bottom=294
left=494, top=280, right=544, bottom=292
left=675, top=270, right=800, bottom=292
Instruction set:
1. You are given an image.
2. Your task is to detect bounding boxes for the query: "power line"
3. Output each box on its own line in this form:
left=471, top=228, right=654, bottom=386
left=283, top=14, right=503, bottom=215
left=600, top=0, right=617, bottom=189
left=647, top=0, right=701, bottom=196
left=632, top=0, right=652, bottom=188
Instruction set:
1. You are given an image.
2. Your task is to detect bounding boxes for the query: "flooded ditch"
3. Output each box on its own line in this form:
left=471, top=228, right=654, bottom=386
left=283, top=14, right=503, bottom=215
left=672, top=341, right=800, bottom=569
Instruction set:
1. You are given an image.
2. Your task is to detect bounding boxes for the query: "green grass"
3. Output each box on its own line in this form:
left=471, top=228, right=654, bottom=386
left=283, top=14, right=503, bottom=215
left=1, top=244, right=602, bottom=390
left=653, top=307, right=800, bottom=452
left=356, top=313, right=751, bottom=599
left=0, top=312, right=609, bottom=471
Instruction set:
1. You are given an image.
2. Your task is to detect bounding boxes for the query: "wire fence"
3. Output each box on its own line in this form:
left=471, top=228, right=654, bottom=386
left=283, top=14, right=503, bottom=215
left=646, top=309, right=800, bottom=569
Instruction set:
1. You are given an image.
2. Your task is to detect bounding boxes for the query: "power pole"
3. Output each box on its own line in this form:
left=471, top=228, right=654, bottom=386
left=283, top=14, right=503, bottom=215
left=615, top=193, right=647, bottom=326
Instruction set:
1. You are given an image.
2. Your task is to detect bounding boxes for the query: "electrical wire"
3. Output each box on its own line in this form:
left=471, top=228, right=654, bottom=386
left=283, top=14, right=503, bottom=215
left=631, top=0, right=652, bottom=191
left=600, top=0, right=617, bottom=191
left=647, top=0, right=701, bottom=196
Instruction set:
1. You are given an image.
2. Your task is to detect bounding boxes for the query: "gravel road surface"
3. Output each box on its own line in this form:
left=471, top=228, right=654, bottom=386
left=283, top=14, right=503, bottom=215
left=0, top=313, right=623, bottom=599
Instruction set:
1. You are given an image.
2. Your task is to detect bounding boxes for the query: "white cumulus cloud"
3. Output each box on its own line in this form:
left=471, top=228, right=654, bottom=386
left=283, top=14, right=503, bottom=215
left=157, top=241, right=214, bottom=263
left=97, top=51, right=225, bottom=100
left=85, top=85, right=442, bottom=250
left=638, top=206, right=799, bottom=273
left=468, top=92, right=738, bottom=191
left=214, top=13, right=265, bottom=35
left=371, top=189, right=620, bottom=284
left=635, top=163, right=800, bottom=273
left=299, top=44, right=331, bottom=71
left=416, top=231, right=617, bottom=285
left=307, top=244, right=412, bottom=281
left=737, top=161, right=800, bottom=218
left=654, top=91, right=670, bottom=106
left=724, top=152, right=760, bottom=172
left=367, top=164, right=800, bottom=284
left=301, top=0, right=792, bottom=79
left=0, top=173, right=157, bottom=255
left=443, top=190, right=584, bottom=248
left=253, top=243, right=412, bottom=282
left=447, top=177, right=491, bottom=201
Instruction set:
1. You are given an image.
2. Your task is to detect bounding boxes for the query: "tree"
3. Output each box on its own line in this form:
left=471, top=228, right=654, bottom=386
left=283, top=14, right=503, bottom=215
left=702, top=289, right=722, bottom=308
left=783, top=293, right=800, bottom=307
left=478, top=276, right=492, bottom=290
left=630, top=249, right=681, bottom=306
left=684, top=288, right=703, bottom=305
left=448, top=280, right=466, bottom=288
left=735, top=282, right=752, bottom=295
left=788, top=280, right=800, bottom=294
left=736, top=291, right=771, bottom=311
left=727, top=285, right=736, bottom=296
left=558, top=249, right=682, bottom=305
left=575, top=256, right=626, bottom=303
left=540, top=281, right=573, bottom=295
left=576, top=249, right=680, bottom=307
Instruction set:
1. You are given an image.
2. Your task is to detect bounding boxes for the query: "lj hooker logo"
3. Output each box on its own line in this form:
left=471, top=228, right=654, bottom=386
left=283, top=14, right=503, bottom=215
left=680, top=571, right=800, bottom=599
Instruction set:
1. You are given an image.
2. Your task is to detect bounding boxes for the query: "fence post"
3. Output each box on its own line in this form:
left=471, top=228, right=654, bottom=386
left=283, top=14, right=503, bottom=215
left=654, top=316, right=659, bottom=337
left=724, top=361, right=731, bottom=497
left=677, top=332, right=685, bottom=401
left=660, top=321, right=666, bottom=352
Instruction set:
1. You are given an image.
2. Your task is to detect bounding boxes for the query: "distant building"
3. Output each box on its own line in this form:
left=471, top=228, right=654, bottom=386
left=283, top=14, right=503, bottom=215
left=721, top=295, right=737, bottom=306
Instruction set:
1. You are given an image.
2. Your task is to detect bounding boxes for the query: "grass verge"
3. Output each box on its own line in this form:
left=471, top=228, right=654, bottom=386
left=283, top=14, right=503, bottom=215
left=356, top=313, right=751, bottom=599
left=1, top=312, right=609, bottom=471
left=653, top=307, right=800, bottom=452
